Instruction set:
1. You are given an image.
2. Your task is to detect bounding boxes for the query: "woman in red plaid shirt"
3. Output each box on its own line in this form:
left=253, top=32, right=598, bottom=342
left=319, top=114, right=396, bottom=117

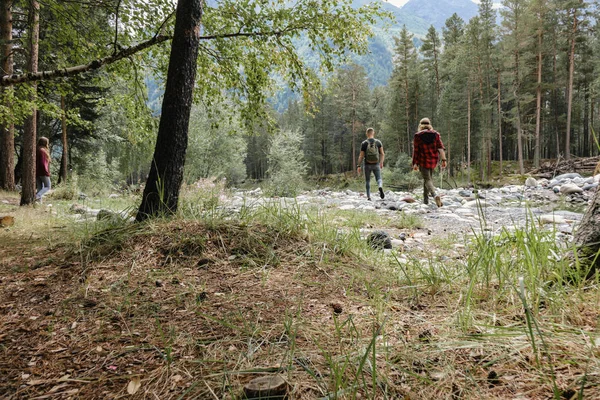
left=412, top=118, right=447, bottom=207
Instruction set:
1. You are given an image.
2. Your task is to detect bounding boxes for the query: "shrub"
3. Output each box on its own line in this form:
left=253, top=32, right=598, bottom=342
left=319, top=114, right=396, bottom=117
left=50, top=176, right=79, bottom=200
left=265, top=130, right=307, bottom=197
left=383, top=153, right=421, bottom=191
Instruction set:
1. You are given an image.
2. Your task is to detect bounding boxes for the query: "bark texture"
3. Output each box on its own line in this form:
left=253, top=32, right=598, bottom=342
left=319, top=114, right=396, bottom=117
left=0, top=0, right=14, bottom=190
left=574, top=180, right=600, bottom=278
left=136, top=0, right=203, bottom=221
left=565, top=8, right=578, bottom=160
left=20, top=0, right=39, bottom=206
left=58, top=95, right=68, bottom=184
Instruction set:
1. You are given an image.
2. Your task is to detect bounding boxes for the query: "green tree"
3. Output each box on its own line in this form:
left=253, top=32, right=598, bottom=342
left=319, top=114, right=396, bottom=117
left=501, top=0, right=532, bottom=174
left=420, top=25, right=442, bottom=114
left=530, top=0, right=550, bottom=167
left=266, top=130, right=307, bottom=197
left=0, top=0, right=14, bottom=190
left=391, top=25, right=418, bottom=155
left=21, top=0, right=40, bottom=205
left=330, top=63, right=371, bottom=171
left=186, top=103, right=247, bottom=185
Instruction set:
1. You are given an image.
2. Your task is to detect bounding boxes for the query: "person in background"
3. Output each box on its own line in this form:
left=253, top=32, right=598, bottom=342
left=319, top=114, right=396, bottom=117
left=357, top=127, right=385, bottom=201
left=36, top=136, right=51, bottom=202
left=412, top=118, right=446, bottom=207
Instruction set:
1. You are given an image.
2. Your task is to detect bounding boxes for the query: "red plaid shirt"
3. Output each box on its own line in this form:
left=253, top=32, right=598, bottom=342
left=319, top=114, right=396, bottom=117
left=412, top=129, right=445, bottom=169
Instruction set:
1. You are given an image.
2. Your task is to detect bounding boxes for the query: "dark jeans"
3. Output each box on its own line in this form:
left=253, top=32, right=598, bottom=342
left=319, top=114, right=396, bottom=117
left=419, top=167, right=437, bottom=199
left=364, top=163, right=382, bottom=199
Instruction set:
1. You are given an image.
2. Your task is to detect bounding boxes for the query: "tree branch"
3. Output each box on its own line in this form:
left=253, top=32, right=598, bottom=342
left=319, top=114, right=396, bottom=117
left=0, top=27, right=306, bottom=87
left=113, top=0, right=122, bottom=55
left=0, top=34, right=171, bottom=86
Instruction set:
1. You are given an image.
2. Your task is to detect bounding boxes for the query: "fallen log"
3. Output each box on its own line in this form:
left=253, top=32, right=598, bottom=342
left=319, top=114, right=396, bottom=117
left=530, top=156, right=600, bottom=178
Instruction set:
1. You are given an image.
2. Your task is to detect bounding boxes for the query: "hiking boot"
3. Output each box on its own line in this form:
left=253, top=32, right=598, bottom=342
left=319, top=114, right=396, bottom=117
left=424, top=195, right=429, bottom=205
left=434, top=195, right=443, bottom=208
left=379, top=187, right=385, bottom=199
left=367, top=197, right=372, bottom=201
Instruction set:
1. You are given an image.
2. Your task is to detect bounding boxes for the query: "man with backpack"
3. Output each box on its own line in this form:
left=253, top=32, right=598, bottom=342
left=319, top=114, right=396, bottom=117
left=412, top=117, right=446, bottom=207
left=357, top=128, right=385, bottom=201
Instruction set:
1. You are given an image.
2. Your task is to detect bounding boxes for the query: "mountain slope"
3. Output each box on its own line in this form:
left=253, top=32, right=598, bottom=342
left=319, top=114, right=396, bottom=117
left=401, top=0, right=479, bottom=29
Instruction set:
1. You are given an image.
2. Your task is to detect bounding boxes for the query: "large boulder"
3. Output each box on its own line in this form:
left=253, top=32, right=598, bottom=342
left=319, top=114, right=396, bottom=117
left=559, top=183, right=584, bottom=195
left=555, top=173, right=582, bottom=181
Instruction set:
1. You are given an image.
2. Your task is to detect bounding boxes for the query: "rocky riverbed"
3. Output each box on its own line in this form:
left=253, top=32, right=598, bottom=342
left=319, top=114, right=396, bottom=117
left=61, top=172, right=599, bottom=255
left=223, top=173, right=599, bottom=249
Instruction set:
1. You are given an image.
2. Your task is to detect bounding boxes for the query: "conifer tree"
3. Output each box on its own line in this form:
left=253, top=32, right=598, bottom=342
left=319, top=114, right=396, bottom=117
left=391, top=25, right=418, bottom=154
left=501, top=0, right=532, bottom=174
left=421, top=25, right=442, bottom=114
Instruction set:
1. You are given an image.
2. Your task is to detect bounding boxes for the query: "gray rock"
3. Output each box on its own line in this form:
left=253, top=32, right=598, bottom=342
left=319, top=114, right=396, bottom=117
left=385, top=202, right=404, bottom=211
left=458, top=190, right=473, bottom=197
left=559, top=183, right=584, bottom=195
left=367, top=231, right=392, bottom=250
left=70, top=204, right=88, bottom=214
left=583, top=183, right=598, bottom=191
left=97, top=209, right=121, bottom=221
left=555, top=173, right=582, bottom=181
left=525, top=177, right=537, bottom=187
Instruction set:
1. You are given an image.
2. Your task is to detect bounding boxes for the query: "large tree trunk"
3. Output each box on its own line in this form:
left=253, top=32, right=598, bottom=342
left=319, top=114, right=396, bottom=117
left=467, top=85, right=471, bottom=182
left=497, top=70, right=503, bottom=177
left=0, top=0, right=14, bottom=190
left=58, top=95, right=68, bottom=184
left=351, top=87, right=356, bottom=172
left=574, top=181, right=600, bottom=278
left=534, top=25, right=543, bottom=168
left=404, top=73, right=410, bottom=155
left=20, top=0, right=39, bottom=206
left=565, top=9, right=578, bottom=161
left=514, top=45, right=524, bottom=175
left=552, top=33, right=560, bottom=158
left=136, top=0, right=203, bottom=221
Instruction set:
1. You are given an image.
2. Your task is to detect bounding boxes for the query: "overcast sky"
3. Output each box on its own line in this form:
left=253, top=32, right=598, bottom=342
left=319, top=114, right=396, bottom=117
left=385, top=0, right=487, bottom=7
left=385, top=0, right=410, bottom=6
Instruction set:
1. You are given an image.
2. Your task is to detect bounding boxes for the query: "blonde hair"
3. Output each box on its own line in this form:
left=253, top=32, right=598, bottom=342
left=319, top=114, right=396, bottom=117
left=418, top=118, right=433, bottom=132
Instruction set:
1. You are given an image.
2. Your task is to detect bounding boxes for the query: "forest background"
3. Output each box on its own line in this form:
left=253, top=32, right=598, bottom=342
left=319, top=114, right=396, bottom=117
left=0, top=0, right=598, bottom=200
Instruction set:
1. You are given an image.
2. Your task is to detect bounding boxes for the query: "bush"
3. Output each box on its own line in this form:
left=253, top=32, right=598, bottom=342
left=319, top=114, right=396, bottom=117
left=265, top=130, right=307, bottom=197
left=382, top=153, right=421, bottom=190
left=50, top=177, right=79, bottom=200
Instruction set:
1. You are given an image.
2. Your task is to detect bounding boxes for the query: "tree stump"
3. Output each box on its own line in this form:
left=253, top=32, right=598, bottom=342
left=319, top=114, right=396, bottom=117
left=243, top=375, right=288, bottom=399
left=574, top=182, right=600, bottom=279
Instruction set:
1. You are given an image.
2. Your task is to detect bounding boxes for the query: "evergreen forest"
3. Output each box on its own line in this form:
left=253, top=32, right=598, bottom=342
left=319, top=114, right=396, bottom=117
left=0, top=0, right=598, bottom=201
left=3, top=1, right=600, bottom=399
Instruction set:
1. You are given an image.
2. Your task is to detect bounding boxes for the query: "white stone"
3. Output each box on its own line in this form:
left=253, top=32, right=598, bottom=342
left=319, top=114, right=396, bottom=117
left=464, top=200, right=488, bottom=208
left=539, top=214, right=567, bottom=225
left=339, top=205, right=355, bottom=210
left=525, top=177, right=537, bottom=187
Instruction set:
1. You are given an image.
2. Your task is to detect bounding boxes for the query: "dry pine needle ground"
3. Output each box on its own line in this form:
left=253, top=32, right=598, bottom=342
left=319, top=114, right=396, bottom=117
left=1, top=203, right=600, bottom=399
